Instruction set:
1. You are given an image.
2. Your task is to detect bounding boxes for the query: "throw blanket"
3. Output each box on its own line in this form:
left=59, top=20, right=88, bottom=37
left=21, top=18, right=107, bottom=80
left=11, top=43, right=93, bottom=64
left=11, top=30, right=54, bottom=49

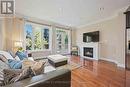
left=3, top=68, right=35, bottom=85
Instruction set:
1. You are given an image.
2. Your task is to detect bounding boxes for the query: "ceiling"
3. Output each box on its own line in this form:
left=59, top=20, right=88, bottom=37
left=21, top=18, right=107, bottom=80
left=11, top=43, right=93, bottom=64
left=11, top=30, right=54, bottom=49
left=15, top=0, right=130, bottom=28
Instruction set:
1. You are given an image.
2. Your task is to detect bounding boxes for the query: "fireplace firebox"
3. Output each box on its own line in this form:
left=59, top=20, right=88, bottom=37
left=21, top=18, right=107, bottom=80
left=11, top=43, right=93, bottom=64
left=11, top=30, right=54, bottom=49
left=84, top=47, right=93, bottom=58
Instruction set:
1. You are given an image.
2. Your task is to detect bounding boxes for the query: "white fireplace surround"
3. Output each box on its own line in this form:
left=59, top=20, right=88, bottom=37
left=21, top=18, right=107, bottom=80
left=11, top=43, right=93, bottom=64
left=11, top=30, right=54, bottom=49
left=80, top=42, right=99, bottom=60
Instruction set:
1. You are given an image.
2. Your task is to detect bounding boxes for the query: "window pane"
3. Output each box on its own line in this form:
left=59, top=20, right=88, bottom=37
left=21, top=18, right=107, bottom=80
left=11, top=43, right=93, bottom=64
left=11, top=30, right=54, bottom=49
left=56, top=30, right=62, bottom=51
left=34, top=27, right=42, bottom=50
left=56, top=28, right=69, bottom=53
left=25, top=22, right=50, bottom=51
left=42, top=28, right=49, bottom=49
left=25, top=24, right=33, bottom=50
left=65, top=34, right=68, bottom=49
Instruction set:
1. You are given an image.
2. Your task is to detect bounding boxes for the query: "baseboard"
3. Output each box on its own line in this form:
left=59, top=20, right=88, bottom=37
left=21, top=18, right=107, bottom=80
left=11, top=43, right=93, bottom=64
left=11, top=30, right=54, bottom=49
left=100, top=58, right=117, bottom=63
left=100, top=58, right=125, bottom=68
left=117, top=63, right=125, bottom=68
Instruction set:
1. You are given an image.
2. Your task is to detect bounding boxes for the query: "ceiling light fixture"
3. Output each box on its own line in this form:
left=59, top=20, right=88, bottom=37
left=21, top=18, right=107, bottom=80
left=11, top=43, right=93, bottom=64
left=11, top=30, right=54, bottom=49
left=100, top=7, right=104, bottom=11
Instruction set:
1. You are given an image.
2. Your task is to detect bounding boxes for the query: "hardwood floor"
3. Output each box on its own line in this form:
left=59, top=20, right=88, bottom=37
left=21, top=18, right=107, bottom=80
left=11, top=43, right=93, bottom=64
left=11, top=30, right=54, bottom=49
left=70, top=56, right=130, bottom=87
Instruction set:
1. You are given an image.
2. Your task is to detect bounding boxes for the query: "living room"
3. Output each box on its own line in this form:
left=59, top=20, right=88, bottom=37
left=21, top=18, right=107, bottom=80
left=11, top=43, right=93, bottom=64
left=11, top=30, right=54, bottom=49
left=0, top=0, right=130, bottom=87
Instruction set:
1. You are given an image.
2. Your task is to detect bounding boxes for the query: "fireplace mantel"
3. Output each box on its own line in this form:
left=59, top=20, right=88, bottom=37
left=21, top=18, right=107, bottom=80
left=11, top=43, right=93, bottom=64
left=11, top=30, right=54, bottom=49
left=80, top=42, right=99, bottom=60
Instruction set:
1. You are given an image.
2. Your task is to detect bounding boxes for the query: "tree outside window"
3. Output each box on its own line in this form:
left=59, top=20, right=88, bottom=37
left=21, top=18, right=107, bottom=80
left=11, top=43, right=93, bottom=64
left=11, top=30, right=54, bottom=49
left=25, top=23, right=50, bottom=51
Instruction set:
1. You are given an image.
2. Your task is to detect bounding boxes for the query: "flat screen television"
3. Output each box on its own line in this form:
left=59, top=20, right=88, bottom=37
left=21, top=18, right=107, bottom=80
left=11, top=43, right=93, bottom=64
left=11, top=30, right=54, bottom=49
left=83, top=31, right=99, bottom=42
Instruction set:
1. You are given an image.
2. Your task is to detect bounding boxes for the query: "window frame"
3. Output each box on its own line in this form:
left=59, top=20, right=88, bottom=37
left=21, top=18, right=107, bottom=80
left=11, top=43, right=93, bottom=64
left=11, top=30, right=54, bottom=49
left=55, top=28, right=71, bottom=54
left=24, top=22, right=52, bottom=52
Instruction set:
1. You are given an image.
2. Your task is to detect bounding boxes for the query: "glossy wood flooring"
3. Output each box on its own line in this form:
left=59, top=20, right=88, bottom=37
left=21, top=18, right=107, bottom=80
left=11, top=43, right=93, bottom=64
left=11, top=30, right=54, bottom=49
left=70, top=56, right=130, bottom=87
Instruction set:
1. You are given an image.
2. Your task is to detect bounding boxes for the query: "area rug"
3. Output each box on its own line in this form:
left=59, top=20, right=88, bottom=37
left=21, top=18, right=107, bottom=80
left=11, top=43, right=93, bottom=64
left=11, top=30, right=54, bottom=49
left=57, top=61, right=81, bottom=71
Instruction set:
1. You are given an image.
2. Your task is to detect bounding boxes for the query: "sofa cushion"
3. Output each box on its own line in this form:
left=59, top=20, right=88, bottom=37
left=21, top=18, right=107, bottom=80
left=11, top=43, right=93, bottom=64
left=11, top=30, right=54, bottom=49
left=44, top=65, right=56, bottom=73
left=16, top=51, right=27, bottom=60
left=8, top=59, right=22, bottom=69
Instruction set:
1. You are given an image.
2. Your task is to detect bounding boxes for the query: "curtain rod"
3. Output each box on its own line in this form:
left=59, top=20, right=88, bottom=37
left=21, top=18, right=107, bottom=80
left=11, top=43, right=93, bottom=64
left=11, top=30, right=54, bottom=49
left=25, top=19, right=71, bottom=31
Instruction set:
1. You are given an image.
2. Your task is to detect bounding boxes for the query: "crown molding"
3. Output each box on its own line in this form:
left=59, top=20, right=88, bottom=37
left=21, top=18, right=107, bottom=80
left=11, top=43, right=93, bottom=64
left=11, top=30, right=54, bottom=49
left=77, top=5, right=129, bottom=29
left=14, top=12, right=74, bottom=30
left=77, top=14, right=118, bottom=29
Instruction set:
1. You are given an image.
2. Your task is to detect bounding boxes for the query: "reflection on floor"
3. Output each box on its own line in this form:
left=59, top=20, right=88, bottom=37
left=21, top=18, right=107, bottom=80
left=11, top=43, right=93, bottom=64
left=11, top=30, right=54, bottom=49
left=70, top=56, right=130, bottom=87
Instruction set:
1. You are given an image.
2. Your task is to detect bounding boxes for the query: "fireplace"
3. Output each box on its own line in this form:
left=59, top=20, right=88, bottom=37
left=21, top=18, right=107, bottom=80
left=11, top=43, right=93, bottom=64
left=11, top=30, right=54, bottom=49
left=84, top=47, right=93, bottom=58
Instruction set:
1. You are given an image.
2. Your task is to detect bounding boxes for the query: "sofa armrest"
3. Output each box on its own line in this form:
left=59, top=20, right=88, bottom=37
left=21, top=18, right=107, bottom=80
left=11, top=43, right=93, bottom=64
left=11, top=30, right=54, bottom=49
left=4, top=69, right=71, bottom=87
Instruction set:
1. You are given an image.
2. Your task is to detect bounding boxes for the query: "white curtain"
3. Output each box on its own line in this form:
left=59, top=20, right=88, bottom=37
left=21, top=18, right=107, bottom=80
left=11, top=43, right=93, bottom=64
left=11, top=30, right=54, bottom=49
left=0, top=18, right=6, bottom=50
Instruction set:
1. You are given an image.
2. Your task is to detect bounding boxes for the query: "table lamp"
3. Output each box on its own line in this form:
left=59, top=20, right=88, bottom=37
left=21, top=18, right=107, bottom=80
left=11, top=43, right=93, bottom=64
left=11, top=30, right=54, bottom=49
left=14, top=41, right=23, bottom=52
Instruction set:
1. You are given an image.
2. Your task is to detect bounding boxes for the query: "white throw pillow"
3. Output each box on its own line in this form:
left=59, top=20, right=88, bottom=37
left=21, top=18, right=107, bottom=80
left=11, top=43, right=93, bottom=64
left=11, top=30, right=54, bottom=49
left=14, top=56, right=20, bottom=61
left=0, top=51, right=14, bottom=60
left=28, top=57, right=34, bottom=61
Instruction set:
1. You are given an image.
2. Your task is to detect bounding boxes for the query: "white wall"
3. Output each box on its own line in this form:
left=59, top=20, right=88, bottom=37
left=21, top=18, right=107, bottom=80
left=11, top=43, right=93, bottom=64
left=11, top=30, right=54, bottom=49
left=76, top=12, right=126, bottom=67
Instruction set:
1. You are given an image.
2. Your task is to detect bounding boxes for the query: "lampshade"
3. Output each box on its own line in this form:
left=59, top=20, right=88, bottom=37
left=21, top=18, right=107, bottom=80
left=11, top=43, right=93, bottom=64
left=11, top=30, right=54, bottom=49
left=14, top=41, right=22, bottom=47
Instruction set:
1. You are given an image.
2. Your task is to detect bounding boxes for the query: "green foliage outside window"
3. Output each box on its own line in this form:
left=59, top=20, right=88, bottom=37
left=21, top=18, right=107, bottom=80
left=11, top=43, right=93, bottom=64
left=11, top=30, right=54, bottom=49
left=25, top=24, right=49, bottom=51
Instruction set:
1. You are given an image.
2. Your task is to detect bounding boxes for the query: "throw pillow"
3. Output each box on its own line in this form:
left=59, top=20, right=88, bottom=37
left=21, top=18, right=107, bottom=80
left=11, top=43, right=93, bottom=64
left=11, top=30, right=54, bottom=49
left=0, top=54, right=8, bottom=63
left=28, top=57, right=34, bottom=61
left=7, top=51, right=15, bottom=58
left=0, top=71, right=4, bottom=86
left=0, top=51, right=14, bottom=60
left=16, top=51, right=27, bottom=60
left=22, top=60, right=46, bottom=75
left=14, top=56, right=20, bottom=61
left=0, top=60, right=10, bottom=72
left=8, top=59, right=22, bottom=69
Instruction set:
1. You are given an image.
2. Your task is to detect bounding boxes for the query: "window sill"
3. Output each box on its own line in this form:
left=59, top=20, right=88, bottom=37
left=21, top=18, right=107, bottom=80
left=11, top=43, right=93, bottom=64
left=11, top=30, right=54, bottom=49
left=27, top=49, right=51, bottom=53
